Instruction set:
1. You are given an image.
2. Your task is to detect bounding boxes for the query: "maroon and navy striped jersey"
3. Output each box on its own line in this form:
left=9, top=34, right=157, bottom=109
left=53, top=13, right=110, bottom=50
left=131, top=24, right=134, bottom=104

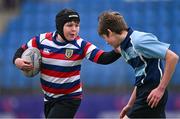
left=22, top=32, right=104, bottom=101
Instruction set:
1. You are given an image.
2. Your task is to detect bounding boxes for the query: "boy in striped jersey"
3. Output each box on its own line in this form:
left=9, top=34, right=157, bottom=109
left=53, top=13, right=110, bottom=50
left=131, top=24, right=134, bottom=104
left=97, top=11, right=179, bottom=118
left=13, top=9, right=121, bottom=118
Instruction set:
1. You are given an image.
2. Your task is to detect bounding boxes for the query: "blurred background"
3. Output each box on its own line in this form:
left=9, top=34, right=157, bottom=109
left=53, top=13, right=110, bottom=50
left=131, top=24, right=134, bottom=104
left=0, top=0, right=180, bottom=118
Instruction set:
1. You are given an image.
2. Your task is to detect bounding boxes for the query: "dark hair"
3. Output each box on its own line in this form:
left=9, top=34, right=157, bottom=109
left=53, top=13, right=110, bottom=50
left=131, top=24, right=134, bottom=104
left=98, top=11, right=128, bottom=36
left=55, top=8, right=80, bottom=41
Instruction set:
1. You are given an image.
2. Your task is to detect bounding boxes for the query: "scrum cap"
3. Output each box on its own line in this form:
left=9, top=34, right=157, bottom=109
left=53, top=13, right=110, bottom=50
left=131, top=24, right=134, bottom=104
left=55, top=9, right=80, bottom=42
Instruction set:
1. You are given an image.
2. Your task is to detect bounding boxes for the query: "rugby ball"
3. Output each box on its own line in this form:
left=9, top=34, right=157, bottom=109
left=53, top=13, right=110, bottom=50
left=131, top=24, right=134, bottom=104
left=21, top=47, right=41, bottom=77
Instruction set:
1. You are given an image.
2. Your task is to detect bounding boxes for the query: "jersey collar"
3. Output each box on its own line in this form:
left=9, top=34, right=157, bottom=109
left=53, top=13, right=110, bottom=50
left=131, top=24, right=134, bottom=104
left=120, top=27, right=133, bottom=50
left=52, top=31, right=75, bottom=46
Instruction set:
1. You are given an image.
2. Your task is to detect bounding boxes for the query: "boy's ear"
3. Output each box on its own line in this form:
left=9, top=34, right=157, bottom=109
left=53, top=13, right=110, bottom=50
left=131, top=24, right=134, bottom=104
left=107, top=29, right=113, bottom=37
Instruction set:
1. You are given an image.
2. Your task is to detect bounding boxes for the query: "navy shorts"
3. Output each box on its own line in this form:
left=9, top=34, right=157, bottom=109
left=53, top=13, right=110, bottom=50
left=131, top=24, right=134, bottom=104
left=127, top=82, right=168, bottom=118
left=44, top=98, right=81, bottom=118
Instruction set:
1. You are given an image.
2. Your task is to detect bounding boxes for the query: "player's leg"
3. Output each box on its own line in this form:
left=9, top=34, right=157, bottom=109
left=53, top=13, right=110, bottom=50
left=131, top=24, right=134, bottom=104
left=47, top=99, right=81, bottom=118
left=127, top=104, right=165, bottom=118
left=122, top=115, right=130, bottom=119
left=127, top=87, right=168, bottom=118
left=44, top=101, right=52, bottom=118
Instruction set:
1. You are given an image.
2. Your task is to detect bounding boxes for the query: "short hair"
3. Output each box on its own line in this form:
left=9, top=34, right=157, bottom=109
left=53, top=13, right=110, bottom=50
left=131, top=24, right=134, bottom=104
left=98, top=11, right=128, bottom=36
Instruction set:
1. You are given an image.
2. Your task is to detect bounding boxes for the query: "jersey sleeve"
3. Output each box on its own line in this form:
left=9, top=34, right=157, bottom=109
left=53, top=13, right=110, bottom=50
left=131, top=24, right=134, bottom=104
left=133, top=33, right=170, bottom=59
left=82, top=40, right=104, bottom=63
left=21, top=36, right=40, bottom=50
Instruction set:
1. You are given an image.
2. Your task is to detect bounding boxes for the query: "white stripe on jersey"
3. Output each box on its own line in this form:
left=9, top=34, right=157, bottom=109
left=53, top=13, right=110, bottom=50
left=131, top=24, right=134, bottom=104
left=43, top=90, right=54, bottom=97
left=44, top=98, right=48, bottom=101
left=86, top=44, right=96, bottom=59
left=27, top=40, right=33, bottom=47
left=43, top=87, right=82, bottom=101
left=158, top=59, right=163, bottom=80
left=76, top=38, right=83, bottom=47
left=41, top=74, right=80, bottom=84
left=41, top=39, right=79, bottom=49
left=40, top=33, right=46, bottom=42
left=42, top=57, right=82, bottom=67
left=53, top=88, right=82, bottom=98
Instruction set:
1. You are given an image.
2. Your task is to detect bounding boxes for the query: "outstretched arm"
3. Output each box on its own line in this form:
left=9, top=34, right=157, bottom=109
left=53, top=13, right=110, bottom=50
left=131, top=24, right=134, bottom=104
left=120, top=86, right=137, bottom=119
left=147, top=49, right=179, bottom=108
left=97, top=49, right=121, bottom=64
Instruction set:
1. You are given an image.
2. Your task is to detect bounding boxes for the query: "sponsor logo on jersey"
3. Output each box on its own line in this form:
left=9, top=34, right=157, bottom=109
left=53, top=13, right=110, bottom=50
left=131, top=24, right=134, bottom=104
left=65, top=49, right=73, bottom=59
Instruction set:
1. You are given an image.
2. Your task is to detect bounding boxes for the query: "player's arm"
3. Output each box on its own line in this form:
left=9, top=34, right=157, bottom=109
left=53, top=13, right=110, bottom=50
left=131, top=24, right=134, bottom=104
left=83, top=40, right=121, bottom=64
left=13, top=47, right=25, bottom=64
left=127, top=86, right=137, bottom=107
left=13, top=35, right=39, bottom=70
left=147, top=49, right=179, bottom=108
left=134, top=33, right=179, bottom=108
left=120, top=86, right=137, bottom=119
left=13, top=47, right=33, bottom=71
left=97, top=49, right=121, bottom=64
left=158, top=49, right=179, bottom=91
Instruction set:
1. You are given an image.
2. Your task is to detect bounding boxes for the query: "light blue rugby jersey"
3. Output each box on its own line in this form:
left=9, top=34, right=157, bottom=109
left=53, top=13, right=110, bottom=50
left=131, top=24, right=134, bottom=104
left=120, top=28, right=170, bottom=86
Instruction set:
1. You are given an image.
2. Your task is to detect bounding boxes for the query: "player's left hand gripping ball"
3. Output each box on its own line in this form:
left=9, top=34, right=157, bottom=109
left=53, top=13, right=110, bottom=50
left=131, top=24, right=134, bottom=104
left=21, top=47, right=41, bottom=77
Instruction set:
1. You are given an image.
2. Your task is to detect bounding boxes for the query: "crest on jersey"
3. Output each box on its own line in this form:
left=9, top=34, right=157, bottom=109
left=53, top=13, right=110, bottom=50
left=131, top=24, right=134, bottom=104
left=65, top=49, right=73, bottom=59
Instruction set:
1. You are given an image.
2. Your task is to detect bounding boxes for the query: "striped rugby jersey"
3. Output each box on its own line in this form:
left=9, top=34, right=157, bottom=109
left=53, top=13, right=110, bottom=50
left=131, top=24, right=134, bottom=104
left=22, top=32, right=104, bottom=101
left=120, top=28, right=170, bottom=86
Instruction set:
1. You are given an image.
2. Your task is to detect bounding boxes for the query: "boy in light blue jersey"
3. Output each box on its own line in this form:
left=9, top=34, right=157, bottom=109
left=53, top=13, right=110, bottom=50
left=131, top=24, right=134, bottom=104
left=97, top=11, right=179, bottom=118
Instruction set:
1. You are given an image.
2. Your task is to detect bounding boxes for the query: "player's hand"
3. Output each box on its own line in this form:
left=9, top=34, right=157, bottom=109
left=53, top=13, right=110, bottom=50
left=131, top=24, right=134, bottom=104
left=120, top=105, right=131, bottom=119
left=15, top=58, right=33, bottom=71
left=147, top=87, right=165, bottom=108
left=114, top=46, right=121, bottom=54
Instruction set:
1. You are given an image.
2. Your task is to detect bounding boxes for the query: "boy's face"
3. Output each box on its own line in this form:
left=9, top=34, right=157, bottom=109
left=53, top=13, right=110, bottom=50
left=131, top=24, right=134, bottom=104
left=102, top=33, right=120, bottom=48
left=63, top=21, right=80, bottom=41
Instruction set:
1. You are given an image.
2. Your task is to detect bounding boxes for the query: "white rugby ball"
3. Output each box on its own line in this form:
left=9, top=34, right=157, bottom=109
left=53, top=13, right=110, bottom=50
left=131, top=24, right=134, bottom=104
left=21, top=47, right=41, bottom=77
